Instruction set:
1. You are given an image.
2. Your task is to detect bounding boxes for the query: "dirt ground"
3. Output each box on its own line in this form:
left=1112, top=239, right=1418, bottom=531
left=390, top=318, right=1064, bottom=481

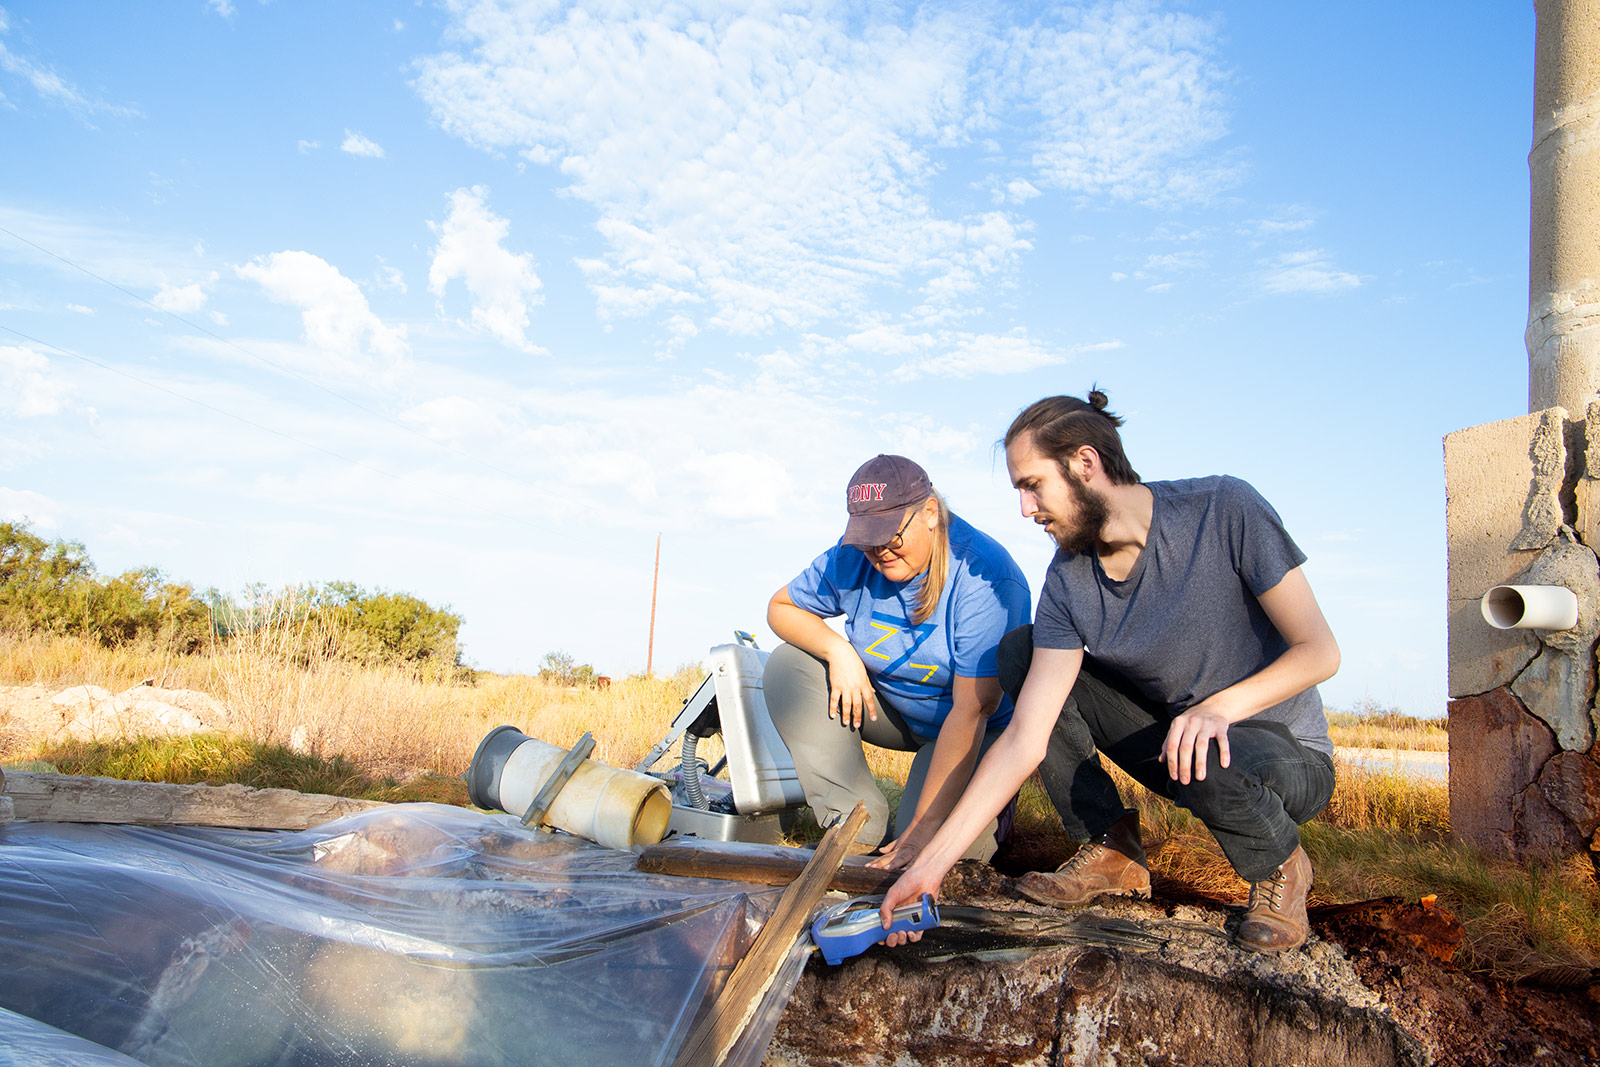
left=982, top=837, right=1600, bottom=1067
left=1311, top=905, right=1600, bottom=1067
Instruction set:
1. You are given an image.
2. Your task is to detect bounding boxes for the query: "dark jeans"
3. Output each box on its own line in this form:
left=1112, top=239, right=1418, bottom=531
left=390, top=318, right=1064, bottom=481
left=998, top=625, right=1335, bottom=882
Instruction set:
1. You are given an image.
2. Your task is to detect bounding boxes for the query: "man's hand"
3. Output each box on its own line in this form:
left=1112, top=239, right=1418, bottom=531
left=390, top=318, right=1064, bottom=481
left=1160, top=703, right=1231, bottom=784
left=825, top=647, right=878, bottom=729
left=877, top=860, right=943, bottom=947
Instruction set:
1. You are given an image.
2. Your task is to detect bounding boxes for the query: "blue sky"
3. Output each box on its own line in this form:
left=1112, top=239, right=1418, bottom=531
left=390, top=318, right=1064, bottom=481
left=0, top=1, right=1533, bottom=716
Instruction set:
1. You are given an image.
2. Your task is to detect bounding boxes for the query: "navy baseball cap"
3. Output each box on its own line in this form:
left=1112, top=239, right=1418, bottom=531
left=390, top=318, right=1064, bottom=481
left=842, top=454, right=932, bottom=547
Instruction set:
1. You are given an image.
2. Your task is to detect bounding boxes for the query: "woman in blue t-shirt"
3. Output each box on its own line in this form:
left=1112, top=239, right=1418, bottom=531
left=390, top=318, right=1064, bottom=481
left=762, top=454, right=1031, bottom=863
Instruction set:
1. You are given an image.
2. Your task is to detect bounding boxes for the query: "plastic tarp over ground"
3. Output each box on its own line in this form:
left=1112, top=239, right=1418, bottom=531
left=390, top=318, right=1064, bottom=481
left=0, top=804, right=804, bottom=1066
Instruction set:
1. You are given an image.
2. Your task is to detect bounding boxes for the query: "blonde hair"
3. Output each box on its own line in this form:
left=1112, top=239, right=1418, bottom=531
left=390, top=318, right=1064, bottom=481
left=910, top=492, right=951, bottom=627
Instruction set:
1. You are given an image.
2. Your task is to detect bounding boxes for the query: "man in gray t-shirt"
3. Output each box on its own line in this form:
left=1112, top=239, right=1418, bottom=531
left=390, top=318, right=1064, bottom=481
left=876, top=391, right=1340, bottom=956
left=1031, top=474, right=1333, bottom=758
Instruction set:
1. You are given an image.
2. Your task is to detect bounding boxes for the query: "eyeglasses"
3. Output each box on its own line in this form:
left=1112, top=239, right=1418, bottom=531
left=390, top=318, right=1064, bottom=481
left=867, top=509, right=918, bottom=555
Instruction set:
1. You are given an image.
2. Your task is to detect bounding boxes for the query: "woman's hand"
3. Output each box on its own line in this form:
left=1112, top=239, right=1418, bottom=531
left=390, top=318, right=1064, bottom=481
left=866, top=831, right=925, bottom=871
left=768, top=586, right=878, bottom=729
left=824, top=645, right=878, bottom=729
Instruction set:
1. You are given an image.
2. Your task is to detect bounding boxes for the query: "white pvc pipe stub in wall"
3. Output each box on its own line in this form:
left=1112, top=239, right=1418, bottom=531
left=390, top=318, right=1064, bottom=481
left=1480, top=584, right=1580, bottom=631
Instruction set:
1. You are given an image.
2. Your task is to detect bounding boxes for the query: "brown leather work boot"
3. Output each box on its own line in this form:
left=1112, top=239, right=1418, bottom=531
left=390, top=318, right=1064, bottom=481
left=1237, top=845, right=1313, bottom=953
left=1014, top=813, right=1150, bottom=908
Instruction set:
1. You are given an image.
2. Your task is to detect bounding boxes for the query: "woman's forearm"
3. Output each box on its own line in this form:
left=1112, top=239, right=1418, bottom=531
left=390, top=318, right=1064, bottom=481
left=896, top=676, right=999, bottom=841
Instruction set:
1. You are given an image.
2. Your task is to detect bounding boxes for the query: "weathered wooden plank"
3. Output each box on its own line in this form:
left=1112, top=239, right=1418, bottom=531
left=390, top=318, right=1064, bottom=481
left=2, top=771, right=386, bottom=830
left=674, top=802, right=869, bottom=1067
left=636, top=840, right=901, bottom=895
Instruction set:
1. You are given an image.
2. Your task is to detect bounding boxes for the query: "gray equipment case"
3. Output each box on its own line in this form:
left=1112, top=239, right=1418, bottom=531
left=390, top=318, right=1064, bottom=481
left=638, top=640, right=806, bottom=843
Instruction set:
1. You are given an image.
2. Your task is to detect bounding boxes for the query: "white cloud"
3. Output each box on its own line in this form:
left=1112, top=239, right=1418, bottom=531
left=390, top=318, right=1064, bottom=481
left=1241, top=208, right=1317, bottom=239
left=402, top=395, right=510, bottom=442
left=1005, top=179, right=1041, bottom=204
left=882, top=416, right=979, bottom=460
left=1257, top=249, right=1361, bottom=295
left=0, top=486, right=62, bottom=528
left=235, top=250, right=408, bottom=364
left=897, top=329, right=1069, bottom=380
left=297, top=138, right=319, bottom=154
left=0, top=18, right=138, bottom=119
left=65, top=303, right=93, bottom=315
left=682, top=451, right=793, bottom=520
left=415, top=2, right=1234, bottom=337
left=207, top=0, right=235, bottom=18
left=375, top=262, right=407, bottom=293
left=995, top=4, right=1236, bottom=205
left=151, top=276, right=214, bottom=314
left=1143, top=251, right=1206, bottom=272
left=844, top=322, right=937, bottom=358
left=664, top=313, right=699, bottom=344
left=0, top=344, right=69, bottom=416
left=340, top=130, right=385, bottom=158
left=0, top=207, right=208, bottom=294
left=417, top=2, right=1043, bottom=335
left=427, top=186, right=545, bottom=352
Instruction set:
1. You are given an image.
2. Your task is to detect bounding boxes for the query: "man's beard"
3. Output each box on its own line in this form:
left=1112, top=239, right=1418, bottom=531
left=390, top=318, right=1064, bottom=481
left=1050, top=472, right=1109, bottom=553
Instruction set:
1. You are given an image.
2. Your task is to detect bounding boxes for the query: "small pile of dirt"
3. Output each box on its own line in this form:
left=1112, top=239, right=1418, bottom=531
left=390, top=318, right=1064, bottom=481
left=1318, top=907, right=1600, bottom=1067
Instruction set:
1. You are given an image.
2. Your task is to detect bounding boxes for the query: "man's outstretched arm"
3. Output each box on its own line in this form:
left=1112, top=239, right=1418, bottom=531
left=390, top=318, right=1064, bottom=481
left=877, top=646, right=1083, bottom=942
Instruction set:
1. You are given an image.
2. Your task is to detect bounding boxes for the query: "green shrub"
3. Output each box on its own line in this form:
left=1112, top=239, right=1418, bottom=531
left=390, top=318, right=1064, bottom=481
left=538, top=650, right=598, bottom=687
left=0, top=522, right=210, bottom=652
left=0, top=522, right=464, bottom=672
left=311, top=582, right=462, bottom=670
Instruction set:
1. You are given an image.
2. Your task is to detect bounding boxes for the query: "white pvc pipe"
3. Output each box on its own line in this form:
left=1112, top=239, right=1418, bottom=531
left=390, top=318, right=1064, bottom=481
left=473, top=729, right=673, bottom=850
left=1479, top=584, right=1580, bottom=631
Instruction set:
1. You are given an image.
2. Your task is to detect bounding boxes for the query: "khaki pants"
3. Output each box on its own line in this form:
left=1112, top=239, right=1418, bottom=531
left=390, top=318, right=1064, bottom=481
left=761, top=642, right=1001, bottom=859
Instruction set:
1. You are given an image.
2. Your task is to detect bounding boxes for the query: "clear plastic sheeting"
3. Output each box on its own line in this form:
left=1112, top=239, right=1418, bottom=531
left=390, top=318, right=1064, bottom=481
left=0, top=804, right=807, bottom=1067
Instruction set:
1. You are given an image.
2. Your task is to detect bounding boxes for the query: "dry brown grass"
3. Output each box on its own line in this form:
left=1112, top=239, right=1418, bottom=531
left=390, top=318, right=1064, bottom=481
left=1075, top=759, right=1599, bottom=978
left=1098, top=757, right=1453, bottom=905
left=0, top=623, right=938, bottom=785
left=1325, top=715, right=1449, bottom=752
left=3, top=626, right=1595, bottom=978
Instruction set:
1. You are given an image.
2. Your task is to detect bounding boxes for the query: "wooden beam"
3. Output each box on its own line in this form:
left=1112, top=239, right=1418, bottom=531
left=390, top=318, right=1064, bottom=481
left=674, top=802, right=870, bottom=1067
left=2, top=771, right=385, bottom=830
left=636, top=841, right=901, bottom=895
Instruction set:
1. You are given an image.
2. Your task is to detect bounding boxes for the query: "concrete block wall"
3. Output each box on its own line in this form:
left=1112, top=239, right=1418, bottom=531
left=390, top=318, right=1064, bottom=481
left=1445, top=404, right=1600, bottom=862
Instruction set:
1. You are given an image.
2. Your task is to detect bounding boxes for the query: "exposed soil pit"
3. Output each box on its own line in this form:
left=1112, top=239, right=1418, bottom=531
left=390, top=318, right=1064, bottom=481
left=768, top=910, right=1417, bottom=1066
left=764, top=863, right=1599, bottom=1067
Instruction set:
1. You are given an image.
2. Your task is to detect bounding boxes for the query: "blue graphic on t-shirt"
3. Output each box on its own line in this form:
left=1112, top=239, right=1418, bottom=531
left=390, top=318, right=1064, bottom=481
left=785, top=513, right=1031, bottom=739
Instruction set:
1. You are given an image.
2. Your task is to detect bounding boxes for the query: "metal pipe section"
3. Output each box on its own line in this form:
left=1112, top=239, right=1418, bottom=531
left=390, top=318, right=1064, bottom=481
left=1527, top=0, right=1600, bottom=414
left=1480, top=583, right=1581, bottom=630
left=468, top=726, right=673, bottom=850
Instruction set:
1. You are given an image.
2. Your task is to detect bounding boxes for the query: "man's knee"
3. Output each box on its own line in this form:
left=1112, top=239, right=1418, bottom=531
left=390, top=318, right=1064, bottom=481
left=997, top=624, right=1034, bottom=701
left=1170, top=738, right=1311, bottom=832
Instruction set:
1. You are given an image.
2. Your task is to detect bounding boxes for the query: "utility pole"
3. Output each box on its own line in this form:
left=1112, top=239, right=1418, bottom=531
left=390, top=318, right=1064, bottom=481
left=647, top=533, right=661, bottom=676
